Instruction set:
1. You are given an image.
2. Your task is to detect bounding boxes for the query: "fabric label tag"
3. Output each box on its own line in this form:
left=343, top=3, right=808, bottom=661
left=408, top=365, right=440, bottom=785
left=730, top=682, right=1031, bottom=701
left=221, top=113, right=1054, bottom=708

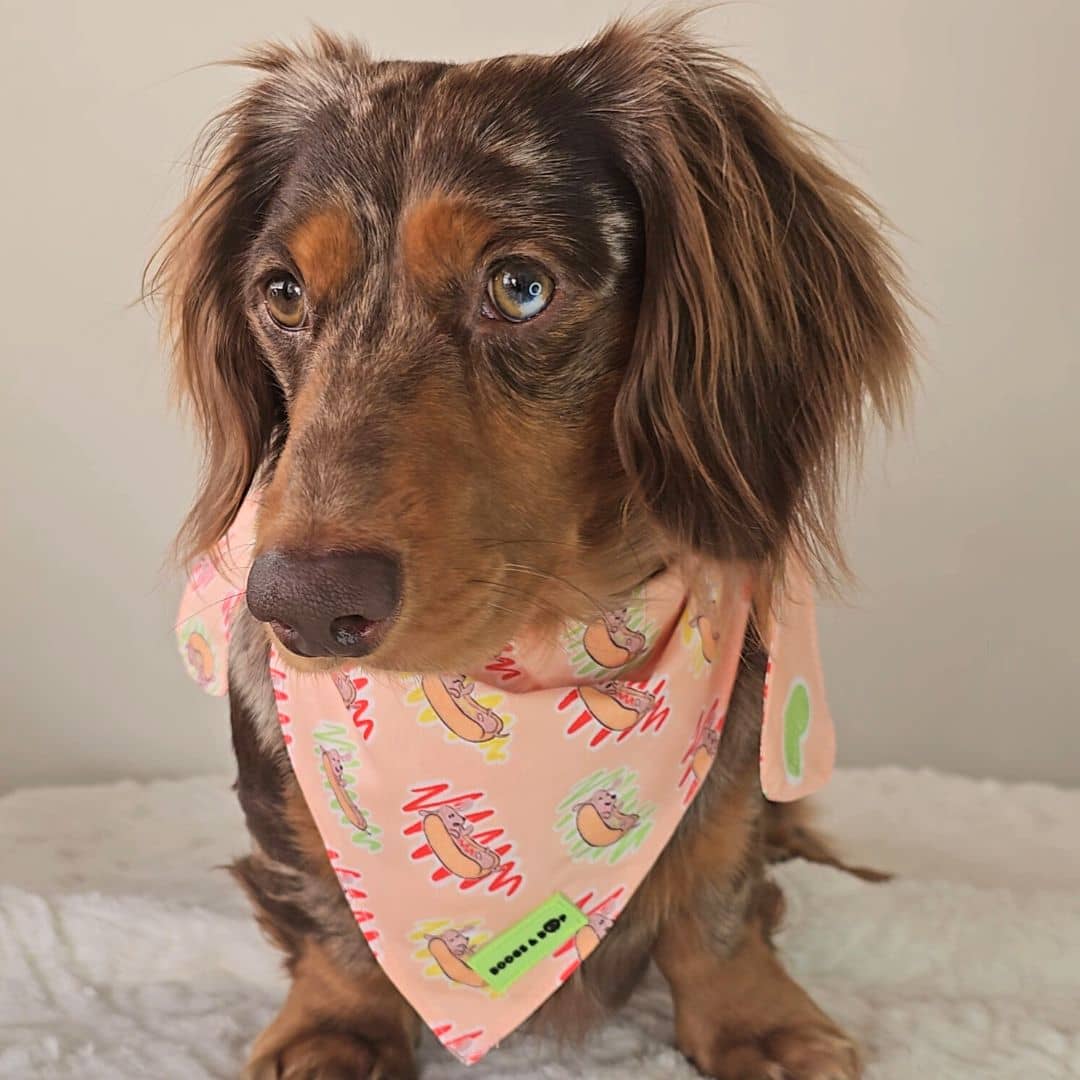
left=467, top=893, right=587, bottom=993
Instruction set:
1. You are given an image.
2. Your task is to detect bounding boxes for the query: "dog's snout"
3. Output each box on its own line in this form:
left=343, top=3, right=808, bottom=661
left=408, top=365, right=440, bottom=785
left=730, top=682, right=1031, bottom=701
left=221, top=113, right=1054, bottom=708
left=246, top=549, right=401, bottom=658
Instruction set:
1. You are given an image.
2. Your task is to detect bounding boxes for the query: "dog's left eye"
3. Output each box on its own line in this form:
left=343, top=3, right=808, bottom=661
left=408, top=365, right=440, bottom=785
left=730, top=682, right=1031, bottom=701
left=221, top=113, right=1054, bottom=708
left=265, top=273, right=306, bottom=330
left=487, top=259, right=555, bottom=322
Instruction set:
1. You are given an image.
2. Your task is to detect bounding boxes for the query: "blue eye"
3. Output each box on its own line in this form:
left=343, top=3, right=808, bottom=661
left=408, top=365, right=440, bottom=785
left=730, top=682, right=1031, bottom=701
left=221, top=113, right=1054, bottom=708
left=488, top=259, right=555, bottom=322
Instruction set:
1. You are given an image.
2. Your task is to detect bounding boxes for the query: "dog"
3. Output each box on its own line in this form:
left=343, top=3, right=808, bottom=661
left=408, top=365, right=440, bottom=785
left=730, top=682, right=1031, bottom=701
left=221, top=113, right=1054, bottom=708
left=151, top=15, right=912, bottom=1078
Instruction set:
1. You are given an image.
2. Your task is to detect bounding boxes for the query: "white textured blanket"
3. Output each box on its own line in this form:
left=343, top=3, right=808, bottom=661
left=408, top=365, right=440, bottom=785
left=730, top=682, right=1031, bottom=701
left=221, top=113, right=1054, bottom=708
left=1, top=768, right=1077, bottom=1079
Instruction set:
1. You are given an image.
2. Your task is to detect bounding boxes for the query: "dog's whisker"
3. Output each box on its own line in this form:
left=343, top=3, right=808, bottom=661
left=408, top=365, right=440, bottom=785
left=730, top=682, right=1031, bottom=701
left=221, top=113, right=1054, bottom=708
left=463, top=577, right=579, bottom=626
left=467, top=536, right=582, bottom=549
left=500, top=562, right=605, bottom=616
left=171, top=590, right=245, bottom=634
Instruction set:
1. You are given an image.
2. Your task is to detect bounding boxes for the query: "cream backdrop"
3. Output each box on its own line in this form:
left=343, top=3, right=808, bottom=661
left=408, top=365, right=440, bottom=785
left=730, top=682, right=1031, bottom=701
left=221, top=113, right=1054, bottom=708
left=2, top=1, right=1077, bottom=791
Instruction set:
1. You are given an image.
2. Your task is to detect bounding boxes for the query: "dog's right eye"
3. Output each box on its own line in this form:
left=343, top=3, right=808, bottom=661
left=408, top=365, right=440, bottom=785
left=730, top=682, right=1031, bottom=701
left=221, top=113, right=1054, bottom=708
left=265, top=273, right=306, bottom=330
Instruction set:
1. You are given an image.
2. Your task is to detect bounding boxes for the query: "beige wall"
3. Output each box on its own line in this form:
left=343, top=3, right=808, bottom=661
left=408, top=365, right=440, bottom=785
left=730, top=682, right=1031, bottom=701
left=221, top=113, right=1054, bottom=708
left=2, top=1, right=1077, bottom=791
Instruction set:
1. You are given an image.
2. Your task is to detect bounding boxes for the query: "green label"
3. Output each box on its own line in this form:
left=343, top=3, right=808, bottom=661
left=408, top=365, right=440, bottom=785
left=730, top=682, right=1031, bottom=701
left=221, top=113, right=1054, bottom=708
left=467, top=893, right=587, bottom=992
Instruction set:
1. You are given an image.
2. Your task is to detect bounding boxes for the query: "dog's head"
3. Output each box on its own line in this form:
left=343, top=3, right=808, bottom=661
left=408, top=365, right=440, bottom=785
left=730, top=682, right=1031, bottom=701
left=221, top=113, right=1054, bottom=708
left=152, top=18, right=912, bottom=672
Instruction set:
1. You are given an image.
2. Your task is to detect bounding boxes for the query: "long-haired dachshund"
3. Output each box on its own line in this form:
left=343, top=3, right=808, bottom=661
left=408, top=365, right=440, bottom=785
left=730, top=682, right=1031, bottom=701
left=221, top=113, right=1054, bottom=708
left=152, top=16, right=912, bottom=1079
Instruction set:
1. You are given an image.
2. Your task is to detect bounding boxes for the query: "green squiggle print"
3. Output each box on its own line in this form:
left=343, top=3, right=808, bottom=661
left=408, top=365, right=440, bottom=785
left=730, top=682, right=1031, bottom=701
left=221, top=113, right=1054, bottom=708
left=783, top=680, right=811, bottom=781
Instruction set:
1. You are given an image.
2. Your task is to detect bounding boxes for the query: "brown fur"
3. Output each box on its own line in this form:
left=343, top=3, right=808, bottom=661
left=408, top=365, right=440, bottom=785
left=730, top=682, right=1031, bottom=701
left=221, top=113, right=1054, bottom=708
left=400, top=195, right=497, bottom=291
left=607, top=26, right=913, bottom=584
left=248, top=939, right=420, bottom=1080
left=764, top=799, right=892, bottom=882
left=655, top=896, right=859, bottom=1079
left=288, top=204, right=361, bottom=302
left=151, top=14, right=913, bottom=1078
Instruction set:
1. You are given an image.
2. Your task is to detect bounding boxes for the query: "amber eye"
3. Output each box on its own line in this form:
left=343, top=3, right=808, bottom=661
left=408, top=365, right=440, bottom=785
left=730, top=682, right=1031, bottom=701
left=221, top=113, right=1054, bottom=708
left=487, top=258, right=555, bottom=322
left=265, top=273, right=306, bottom=329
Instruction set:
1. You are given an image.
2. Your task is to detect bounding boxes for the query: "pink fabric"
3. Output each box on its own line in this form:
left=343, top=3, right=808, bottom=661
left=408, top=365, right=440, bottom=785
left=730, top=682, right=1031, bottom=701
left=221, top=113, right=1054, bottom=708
left=176, top=504, right=834, bottom=1064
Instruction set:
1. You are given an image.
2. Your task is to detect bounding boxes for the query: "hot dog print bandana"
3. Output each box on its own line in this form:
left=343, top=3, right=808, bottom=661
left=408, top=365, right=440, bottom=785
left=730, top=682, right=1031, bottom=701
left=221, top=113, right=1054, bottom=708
left=176, top=500, right=834, bottom=1065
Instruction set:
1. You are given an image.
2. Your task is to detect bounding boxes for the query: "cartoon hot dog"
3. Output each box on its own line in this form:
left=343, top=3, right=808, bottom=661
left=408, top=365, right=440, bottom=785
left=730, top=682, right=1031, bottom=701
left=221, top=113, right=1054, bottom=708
left=321, top=748, right=368, bottom=832
left=420, top=805, right=501, bottom=879
left=421, top=675, right=508, bottom=743
left=426, top=928, right=487, bottom=988
left=331, top=670, right=357, bottom=707
left=573, top=789, right=640, bottom=847
left=690, top=612, right=720, bottom=664
left=582, top=608, right=647, bottom=669
left=690, top=727, right=721, bottom=782
left=184, top=631, right=215, bottom=687
left=578, top=681, right=657, bottom=731
left=574, top=911, right=615, bottom=961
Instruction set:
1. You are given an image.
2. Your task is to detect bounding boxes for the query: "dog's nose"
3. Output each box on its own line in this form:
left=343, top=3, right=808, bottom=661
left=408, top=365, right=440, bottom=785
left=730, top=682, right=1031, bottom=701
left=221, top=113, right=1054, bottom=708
left=246, top=549, right=401, bottom=658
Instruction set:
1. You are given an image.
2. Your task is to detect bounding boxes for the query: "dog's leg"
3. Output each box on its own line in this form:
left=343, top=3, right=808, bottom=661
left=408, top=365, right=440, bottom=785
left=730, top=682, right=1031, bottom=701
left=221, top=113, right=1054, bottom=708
left=228, top=615, right=418, bottom=1079
left=764, top=800, right=891, bottom=883
left=654, top=876, right=858, bottom=1080
left=243, top=927, right=419, bottom=1080
left=651, top=645, right=859, bottom=1080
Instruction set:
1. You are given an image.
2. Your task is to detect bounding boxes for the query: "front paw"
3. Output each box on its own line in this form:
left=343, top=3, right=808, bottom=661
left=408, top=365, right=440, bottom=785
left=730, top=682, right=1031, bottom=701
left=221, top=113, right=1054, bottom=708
left=689, top=1023, right=860, bottom=1080
left=246, top=1030, right=418, bottom=1080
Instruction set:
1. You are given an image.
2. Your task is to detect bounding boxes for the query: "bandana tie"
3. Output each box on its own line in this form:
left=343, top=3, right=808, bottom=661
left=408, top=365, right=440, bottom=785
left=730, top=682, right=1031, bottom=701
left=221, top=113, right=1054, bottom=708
left=177, top=499, right=834, bottom=1065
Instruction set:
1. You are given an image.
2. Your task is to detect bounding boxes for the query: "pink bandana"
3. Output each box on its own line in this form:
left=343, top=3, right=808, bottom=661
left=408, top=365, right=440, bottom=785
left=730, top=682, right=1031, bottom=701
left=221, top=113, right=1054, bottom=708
left=177, top=499, right=834, bottom=1064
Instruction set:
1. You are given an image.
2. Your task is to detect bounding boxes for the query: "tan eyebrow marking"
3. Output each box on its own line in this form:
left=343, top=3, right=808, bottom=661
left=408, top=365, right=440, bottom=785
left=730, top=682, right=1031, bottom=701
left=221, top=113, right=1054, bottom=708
left=287, top=203, right=361, bottom=299
left=400, top=194, right=496, bottom=290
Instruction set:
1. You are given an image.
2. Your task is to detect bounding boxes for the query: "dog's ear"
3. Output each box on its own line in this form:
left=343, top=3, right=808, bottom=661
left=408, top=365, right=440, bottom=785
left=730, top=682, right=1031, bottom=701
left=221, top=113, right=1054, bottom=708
left=572, top=19, right=915, bottom=580
left=147, top=33, right=369, bottom=564
left=149, top=99, right=284, bottom=565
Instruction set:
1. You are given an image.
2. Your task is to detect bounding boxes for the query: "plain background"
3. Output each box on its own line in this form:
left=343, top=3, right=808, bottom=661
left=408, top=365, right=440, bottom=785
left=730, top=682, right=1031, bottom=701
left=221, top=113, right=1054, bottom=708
left=1, top=1, right=1077, bottom=792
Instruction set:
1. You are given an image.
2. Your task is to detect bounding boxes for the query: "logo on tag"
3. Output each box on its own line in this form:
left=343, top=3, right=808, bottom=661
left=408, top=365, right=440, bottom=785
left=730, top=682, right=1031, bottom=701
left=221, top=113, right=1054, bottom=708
left=467, top=893, right=587, bottom=992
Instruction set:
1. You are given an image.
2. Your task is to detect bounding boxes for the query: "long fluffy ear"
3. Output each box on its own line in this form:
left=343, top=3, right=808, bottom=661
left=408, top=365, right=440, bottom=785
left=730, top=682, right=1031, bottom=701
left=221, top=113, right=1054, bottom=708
left=148, top=109, right=282, bottom=563
left=572, top=18, right=915, bottom=581
left=146, top=33, right=369, bottom=564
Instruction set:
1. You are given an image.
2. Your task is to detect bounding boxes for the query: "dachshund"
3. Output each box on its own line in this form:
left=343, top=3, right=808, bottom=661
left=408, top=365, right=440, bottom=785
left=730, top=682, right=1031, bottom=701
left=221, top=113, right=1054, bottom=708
left=151, top=15, right=912, bottom=1079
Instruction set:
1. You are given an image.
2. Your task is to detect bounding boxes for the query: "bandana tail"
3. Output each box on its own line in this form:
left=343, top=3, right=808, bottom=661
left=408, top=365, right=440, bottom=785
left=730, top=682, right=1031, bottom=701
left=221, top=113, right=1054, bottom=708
left=760, top=560, right=836, bottom=802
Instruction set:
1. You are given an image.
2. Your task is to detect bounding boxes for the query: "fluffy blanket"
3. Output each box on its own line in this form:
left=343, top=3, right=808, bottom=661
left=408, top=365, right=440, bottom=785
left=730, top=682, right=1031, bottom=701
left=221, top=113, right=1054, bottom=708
left=1, top=768, right=1077, bottom=1079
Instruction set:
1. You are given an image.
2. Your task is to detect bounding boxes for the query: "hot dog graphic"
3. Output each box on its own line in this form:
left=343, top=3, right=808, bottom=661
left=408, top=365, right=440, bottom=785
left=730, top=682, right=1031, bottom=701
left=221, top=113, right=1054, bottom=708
left=421, top=675, right=508, bottom=743
left=578, top=680, right=657, bottom=732
left=572, top=789, right=640, bottom=847
left=582, top=608, right=647, bottom=668
left=574, top=910, right=615, bottom=961
left=321, top=747, right=368, bottom=832
left=690, top=612, right=720, bottom=664
left=425, top=927, right=486, bottom=988
left=331, top=670, right=357, bottom=707
left=419, top=805, right=501, bottom=879
left=690, top=726, right=721, bottom=783
left=184, top=631, right=215, bottom=687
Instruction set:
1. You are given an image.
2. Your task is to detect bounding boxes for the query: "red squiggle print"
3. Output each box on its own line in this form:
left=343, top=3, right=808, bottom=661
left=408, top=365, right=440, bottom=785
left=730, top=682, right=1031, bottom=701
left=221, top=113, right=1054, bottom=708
left=557, top=676, right=670, bottom=748
left=483, top=646, right=522, bottom=683
left=269, top=662, right=292, bottom=744
left=401, top=786, right=523, bottom=897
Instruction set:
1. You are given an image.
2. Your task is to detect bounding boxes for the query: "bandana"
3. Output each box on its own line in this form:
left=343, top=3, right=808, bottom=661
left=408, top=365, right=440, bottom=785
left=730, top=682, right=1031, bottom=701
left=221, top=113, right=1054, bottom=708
left=176, top=498, right=834, bottom=1065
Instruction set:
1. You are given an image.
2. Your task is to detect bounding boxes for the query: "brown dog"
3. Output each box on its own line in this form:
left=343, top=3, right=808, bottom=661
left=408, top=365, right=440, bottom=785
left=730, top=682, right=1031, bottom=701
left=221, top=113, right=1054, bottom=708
left=151, top=15, right=912, bottom=1078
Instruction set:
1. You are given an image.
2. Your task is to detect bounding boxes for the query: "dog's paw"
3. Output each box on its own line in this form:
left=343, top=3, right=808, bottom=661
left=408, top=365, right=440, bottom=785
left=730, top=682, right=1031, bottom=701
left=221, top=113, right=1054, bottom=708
left=245, top=1030, right=417, bottom=1080
left=690, top=1023, right=860, bottom=1080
